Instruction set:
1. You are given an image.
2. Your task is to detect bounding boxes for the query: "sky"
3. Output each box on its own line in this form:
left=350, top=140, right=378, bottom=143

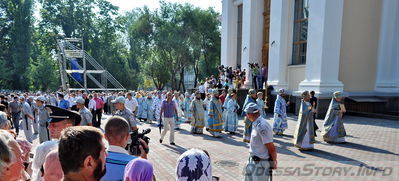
left=106, top=0, right=222, bottom=13
left=34, top=0, right=222, bottom=23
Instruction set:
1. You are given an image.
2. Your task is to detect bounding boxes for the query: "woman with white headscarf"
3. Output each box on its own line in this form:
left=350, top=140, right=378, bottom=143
left=176, top=148, right=212, bottom=181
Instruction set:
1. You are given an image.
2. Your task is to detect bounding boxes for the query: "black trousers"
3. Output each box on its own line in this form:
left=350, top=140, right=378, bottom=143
left=104, top=103, right=109, bottom=114
left=200, top=93, right=206, bottom=100
left=313, top=113, right=319, bottom=136
left=94, top=108, right=103, bottom=127
left=11, top=112, right=20, bottom=134
left=91, top=110, right=96, bottom=126
left=252, top=75, right=257, bottom=89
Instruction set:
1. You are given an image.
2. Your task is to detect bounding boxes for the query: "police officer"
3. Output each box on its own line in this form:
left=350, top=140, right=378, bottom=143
left=29, top=96, right=39, bottom=134
left=31, top=105, right=82, bottom=181
left=20, top=96, right=34, bottom=143
left=112, top=96, right=138, bottom=132
left=36, top=96, right=51, bottom=143
left=58, top=93, right=70, bottom=110
left=244, top=103, right=277, bottom=181
left=75, top=98, right=93, bottom=126
left=9, top=96, right=21, bottom=135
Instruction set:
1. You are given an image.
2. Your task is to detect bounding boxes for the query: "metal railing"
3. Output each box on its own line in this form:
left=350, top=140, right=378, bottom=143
left=57, top=39, right=126, bottom=91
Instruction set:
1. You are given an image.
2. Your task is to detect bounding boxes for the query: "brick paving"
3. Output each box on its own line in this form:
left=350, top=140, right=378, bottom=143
left=24, top=115, right=399, bottom=181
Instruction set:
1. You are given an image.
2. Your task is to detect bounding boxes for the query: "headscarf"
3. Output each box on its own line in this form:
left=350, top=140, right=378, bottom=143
left=278, top=89, right=285, bottom=95
left=333, top=91, right=342, bottom=98
left=211, top=89, right=219, bottom=95
left=124, top=158, right=153, bottom=181
left=176, top=148, right=212, bottom=181
left=248, top=89, right=256, bottom=95
left=301, top=91, right=310, bottom=99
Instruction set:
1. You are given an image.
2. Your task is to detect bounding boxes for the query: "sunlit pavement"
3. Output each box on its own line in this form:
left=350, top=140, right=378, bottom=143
left=25, top=115, right=399, bottom=181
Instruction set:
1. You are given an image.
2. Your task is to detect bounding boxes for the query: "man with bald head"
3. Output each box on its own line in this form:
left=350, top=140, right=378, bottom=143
left=101, top=116, right=139, bottom=181
left=43, top=150, right=63, bottom=181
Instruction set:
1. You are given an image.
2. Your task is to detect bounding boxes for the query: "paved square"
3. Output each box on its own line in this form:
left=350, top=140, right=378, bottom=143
left=25, top=115, right=399, bottom=181
left=140, top=115, right=399, bottom=181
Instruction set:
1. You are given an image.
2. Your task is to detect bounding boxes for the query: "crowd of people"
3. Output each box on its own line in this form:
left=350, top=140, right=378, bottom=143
left=0, top=87, right=347, bottom=180
left=199, top=63, right=267, bottom=92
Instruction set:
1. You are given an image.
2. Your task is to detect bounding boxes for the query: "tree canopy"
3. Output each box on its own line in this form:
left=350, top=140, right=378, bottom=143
left=0, top=0, right=220, bottom=91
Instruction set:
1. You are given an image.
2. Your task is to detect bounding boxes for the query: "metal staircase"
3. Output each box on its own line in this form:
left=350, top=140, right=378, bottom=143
left=56, top=38, right=126, bottom=92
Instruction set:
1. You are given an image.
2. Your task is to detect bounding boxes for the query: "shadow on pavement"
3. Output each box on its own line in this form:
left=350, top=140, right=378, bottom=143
left=333, top=142, right=399, bottom=156
left=163, top=144, right=188, bottom=155
left=301, top=149, right=372, bottom=168
left=273, top=138, right=306, bottom=158
left=177, top=128, right=249, bottom=148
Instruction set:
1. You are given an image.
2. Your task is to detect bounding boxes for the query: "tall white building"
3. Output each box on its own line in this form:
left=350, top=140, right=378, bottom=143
left=221, top=0, right=399, bottom=116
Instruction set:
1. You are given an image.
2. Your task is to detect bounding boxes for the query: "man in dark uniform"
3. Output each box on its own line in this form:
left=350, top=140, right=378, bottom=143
left=83, top=93, right=90, bottom=109
left=31, top=105, right=82, bottom=180
left=45, top=105, right=81, bottom=139
left=309, top=91, right=319, bottom=136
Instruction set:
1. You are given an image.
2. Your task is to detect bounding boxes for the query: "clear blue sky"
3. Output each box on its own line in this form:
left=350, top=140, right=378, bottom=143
left=107, top=0, right=222, bottom=13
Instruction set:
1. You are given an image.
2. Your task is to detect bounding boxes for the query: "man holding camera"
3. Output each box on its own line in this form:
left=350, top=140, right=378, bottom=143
left=101, top=116, right=148, bottom=181
left=244, top=103, right=277, bottom=181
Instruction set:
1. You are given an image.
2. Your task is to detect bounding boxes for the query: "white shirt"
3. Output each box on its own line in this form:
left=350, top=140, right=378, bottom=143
left=88, top=99, right=96, bottom=111
left=199, top=85, right=205, bottom=93
left=125, top=98, right=138, bottom=113
left=107, top=145, right=129, bottom=155
left=249, top=116, right=273, bottom=159
left=69, top=97, right=76, bottom=107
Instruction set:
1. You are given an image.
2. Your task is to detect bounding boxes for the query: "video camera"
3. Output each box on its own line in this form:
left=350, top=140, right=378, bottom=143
left=248, top=62, right=258, bottom=68
left=129, top=128, right=151, bottom=155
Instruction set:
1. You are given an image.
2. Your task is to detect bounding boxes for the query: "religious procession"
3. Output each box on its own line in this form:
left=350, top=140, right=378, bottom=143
left=0, top=84, right=351, bottom=181
left=1, top=0, right=398, bottom=180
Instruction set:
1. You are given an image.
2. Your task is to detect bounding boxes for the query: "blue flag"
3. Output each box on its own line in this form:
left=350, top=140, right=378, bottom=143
left=69, top=58, right=82, bottom=82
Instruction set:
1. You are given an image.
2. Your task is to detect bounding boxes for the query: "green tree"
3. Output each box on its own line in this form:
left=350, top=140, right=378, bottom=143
left=141, top=50, right=171, bottom=90
left=124, top=2, right=221, bottom=91
left=4, top=0, right=33, bottom=90
left=28, top=47, right=59, bottom=91
left=38, top=0, right=137, bottom=90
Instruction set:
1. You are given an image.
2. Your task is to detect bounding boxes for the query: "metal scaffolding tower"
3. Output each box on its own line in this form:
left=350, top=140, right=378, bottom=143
left=56, top=38, right=126, bottom=92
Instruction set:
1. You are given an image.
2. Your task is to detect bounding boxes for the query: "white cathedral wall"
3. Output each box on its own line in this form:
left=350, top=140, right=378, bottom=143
left=287, top=65, right=305, bottom=91
left=375, top=0, right=399, bottom=93
left=240, top=0, right=264, bottom=87
left=222, top=0, right=398, bottom=95
left=221, top=0, right=238, bottom=68
left=338, top=0, right=382, bottom=92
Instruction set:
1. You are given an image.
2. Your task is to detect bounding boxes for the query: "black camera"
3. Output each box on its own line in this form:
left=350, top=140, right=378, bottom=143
left=129, top=128, right=151, bottom=155
left=248, top=62, right=254, bottom=68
